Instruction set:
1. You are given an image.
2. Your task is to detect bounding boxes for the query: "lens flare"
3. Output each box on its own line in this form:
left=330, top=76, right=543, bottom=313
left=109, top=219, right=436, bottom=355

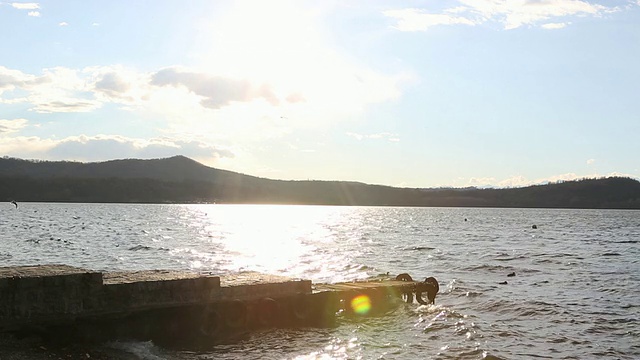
left=350, top=294, right=372, bottom=315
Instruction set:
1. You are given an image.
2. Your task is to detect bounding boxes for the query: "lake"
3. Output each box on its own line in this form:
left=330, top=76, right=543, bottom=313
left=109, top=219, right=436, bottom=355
left=1, top=204, right=638, bottom=359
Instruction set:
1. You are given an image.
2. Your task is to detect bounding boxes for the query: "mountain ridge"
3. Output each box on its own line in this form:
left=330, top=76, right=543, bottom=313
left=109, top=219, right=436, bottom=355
left=1, top=155, right=639, bottom=209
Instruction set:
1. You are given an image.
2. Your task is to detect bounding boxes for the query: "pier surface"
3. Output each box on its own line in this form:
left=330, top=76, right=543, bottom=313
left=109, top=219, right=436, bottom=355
left=0, top=265, right=435, bottom=345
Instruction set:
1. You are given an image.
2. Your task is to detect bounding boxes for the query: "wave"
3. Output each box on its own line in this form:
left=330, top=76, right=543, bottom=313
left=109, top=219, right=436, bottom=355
left=476, top=299, right=565, bottom=317
left=532, top=252, right=581, bottom=258
left=106, top=340, right=168, bottom=360
left=404, top=246, right=435, bottom=251
left=462, top=264, right=515, bottom=272
left=128, top=245, right=153, bottom=251
left=416, top=304, right=467, bottom=320
left=621, top=304, right=639, bottom=309
left=495, top=255, right=528, bottom=261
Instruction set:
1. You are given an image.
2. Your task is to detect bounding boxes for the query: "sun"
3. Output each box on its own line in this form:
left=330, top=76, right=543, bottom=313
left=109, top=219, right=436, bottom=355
left=198, top=1, right=324, bottom=89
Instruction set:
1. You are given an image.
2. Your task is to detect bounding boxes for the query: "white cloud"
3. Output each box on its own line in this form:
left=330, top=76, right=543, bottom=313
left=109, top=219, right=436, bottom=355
left=1, top=66, right=141, bottom=113
left=81, top=65, right=157, bottom=109
left=0, top=134, right=234, bottom=165
left=27, top=10, right=40, bottom=17
left=0, top=136, right=57, bottom=156
left=192, top=0, right=405, bottom=127
left=346, top=132, right=400, bottom=142
left=59, top=22, right=68, bottom=26
left=467, top=176, right=499, bottom=187
left=0, top=66, right=50, bottom=93
left=95, top=72, right=130, bottom=94
left=483, top=0, right=608, bottom=30
left=383, top=8, right=476, bottom=31
left=33, top=100, right=101, bottom=113
left=499, top=175, right=541, bottom=187
left=11, top=2, right=39, bottom=10
left=542, top=172, right=639, bottom=182
left=26, top=67, right=102, bottom=113
left=384, top=0, right=617, bottom=30
left=0, top=53, right=403, bottom=141
left=0, top=0, right=407, bottom=167
left=541, top=22, right=569, bottom=29
left=0, top=118, right=28, bottom=134
left=49, top=135, right=233, bottom=162
left=463, top=170, right=640, bottom=189
left=150, top=67, right=279, bottom=109
left=586, top=158, right=596, bottom=165
left=90, top=69, right=137, bottom=103
left=467, top=174, right=567, bottom=188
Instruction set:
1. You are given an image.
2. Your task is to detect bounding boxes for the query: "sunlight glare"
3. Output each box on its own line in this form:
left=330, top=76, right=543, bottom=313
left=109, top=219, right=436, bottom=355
left=201, top=1, right=322, bottom=88
left=196, top=1, right=401, bottom=123
left=350, top=294, right=372, bottom=315
left=206, top=205, right=327, bottom=274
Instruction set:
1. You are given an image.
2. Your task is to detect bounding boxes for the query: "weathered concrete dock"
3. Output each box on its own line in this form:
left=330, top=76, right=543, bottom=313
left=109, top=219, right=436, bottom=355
left=0, top=265, right=438, bottom=346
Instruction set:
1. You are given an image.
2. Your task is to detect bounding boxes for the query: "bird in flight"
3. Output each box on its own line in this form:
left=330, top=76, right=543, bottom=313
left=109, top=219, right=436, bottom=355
left=10, top=200, right=17, bottom=208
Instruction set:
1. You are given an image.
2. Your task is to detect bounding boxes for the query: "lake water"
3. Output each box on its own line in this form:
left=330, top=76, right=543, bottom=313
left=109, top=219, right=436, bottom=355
left=1, top=204, right=638, bottom=359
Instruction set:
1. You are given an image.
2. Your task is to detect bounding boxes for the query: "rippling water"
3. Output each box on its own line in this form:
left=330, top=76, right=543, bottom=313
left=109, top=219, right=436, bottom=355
left=1, top=204, right=638, bottom=359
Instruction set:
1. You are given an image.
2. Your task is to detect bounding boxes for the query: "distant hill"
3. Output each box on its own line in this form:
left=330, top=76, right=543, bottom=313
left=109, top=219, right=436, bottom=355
left=1, top=156, right=639, bottom=209
left=0, top=155, right=252, bottom=183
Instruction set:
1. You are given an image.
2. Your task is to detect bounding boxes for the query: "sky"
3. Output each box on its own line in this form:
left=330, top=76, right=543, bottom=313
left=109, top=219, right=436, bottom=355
left=1, top=0, right=639, bottom=188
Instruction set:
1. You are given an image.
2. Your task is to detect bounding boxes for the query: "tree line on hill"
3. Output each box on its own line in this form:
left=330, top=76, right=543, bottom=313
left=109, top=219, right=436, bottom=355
left=1, top=156, right=639, bottom=209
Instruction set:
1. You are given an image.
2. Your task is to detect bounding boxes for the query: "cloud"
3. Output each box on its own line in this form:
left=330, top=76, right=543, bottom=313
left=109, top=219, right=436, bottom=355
left=26, top=67, right=102, bottom=113
left=483, top=0, right=609, bottom=30
left=0, top=136, right=56, bottom=156
left=463, top=170, right=640, bottom=189
left=346, top=132, right=400, bottom=142
left=467, top=176, right=499, bottom=187
left=0, top=118, right=28, bottom=135
left=1, top=46, right=404, bottom=152
left=0, top=134, right=234, bottom=164
left=586, top=158, right=596, bottom=165
left=285, top=92, right=306, bottom=104
left=384, top=0, right=617, bottom=30
left=498, top=175, right=537, bottom=188
left=94, top=72, right=131, bottom=97
left=541, top=172, right=640, bottom=183
left=11, top=2, right=39, bottom=10
left=59, top=22, right=68, bottom=26
left=1, top=66, right=107, bottom=113
left=0, top=66, right=50, bottom=93
left=466, top=174, right=574, bottom=188
left=541, top=22, right=569, bottom=29
left=49, top=135, right=234, bottom=162
left=33, top=100, right=101, bottom=113
left=3, top=3, right=408, bottom=147
left=150, top=68, right=280, bottom=109
left=383, top=8, right=476, bottom=31
left=192, top=0, right=405, bottom=126
left=27, top=10, right=39, bottom=17
left=82, top=65, right=156, bottom=106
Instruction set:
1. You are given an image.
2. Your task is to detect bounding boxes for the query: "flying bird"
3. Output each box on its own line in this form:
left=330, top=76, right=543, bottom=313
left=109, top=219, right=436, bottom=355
left=10, top=200, right=17, bottom=208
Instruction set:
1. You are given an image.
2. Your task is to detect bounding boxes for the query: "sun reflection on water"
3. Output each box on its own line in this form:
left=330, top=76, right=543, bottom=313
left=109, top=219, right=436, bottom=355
left=178, top=204, right=365, bottom=280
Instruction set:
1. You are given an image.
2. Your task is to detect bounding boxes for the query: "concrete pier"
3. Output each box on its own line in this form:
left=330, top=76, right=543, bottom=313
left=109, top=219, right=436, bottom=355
left=0, top=265, right=437, bottom=345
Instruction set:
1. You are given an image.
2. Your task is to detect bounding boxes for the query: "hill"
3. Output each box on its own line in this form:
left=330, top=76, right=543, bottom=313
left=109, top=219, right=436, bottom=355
left=1, top=156, right=639, bottom=208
